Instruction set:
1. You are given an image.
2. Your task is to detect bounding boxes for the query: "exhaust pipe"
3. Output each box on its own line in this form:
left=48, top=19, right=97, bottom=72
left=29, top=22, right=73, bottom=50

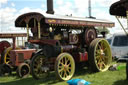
left=46, top=0, right=54, bottom=14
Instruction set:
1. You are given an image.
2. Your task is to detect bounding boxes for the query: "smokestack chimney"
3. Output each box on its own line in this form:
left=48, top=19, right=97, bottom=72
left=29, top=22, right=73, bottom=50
left=46, top=0, right=54, bottom=14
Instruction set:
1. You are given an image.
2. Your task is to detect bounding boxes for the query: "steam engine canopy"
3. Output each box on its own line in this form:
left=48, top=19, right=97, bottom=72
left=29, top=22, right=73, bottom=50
left=15, top=12, right=114, bottom=28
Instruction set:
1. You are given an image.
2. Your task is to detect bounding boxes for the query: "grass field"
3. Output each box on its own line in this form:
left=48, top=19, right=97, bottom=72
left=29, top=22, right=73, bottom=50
left=0, top=63, right=128, bottom=85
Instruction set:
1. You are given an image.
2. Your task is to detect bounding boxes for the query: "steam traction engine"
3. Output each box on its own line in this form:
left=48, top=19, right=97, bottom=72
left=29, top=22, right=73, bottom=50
left=15, top=0, right=114, bottom=80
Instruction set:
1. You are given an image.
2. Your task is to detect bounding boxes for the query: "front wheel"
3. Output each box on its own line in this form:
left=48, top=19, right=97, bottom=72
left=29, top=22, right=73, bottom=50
left=30, top=52, right=49, bottom=80
left=55, top=53, right=75, bottom=81
left=17, top=63, right=30, bottom=78
left=88, top=38, right=112, bottom=72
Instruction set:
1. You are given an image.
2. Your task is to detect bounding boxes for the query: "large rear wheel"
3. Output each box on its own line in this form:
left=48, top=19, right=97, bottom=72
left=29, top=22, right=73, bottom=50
left=1, top=47, right=20, bottom=64
left=0, top=41, right=11, bottom=54
left=55, top=53, right=75, bottom=81
left=30, top=52, right=49, bottom=80
left=89, top=38, right=112, bottom=72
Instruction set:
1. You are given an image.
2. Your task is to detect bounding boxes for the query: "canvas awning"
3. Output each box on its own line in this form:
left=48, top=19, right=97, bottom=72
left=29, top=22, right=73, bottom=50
left=110, top=0, right=128, bottom=17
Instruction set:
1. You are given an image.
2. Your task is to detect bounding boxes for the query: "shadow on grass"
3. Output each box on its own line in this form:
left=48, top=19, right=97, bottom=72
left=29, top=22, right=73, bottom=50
left=74, top=62, right=93, bottom=76
left=113, top=79, right=128, bottom=85
left=0, top=73, right=62, bottom=85
left=0, top=63, right=92, bottom=85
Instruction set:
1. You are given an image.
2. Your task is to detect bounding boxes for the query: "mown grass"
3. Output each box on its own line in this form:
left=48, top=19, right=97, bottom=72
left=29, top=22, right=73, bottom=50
left=0, top=63, right=128, bottom=85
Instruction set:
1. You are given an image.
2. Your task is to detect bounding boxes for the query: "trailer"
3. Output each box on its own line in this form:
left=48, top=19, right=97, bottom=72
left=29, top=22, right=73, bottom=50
left=15, top=0, right=114, bottom=80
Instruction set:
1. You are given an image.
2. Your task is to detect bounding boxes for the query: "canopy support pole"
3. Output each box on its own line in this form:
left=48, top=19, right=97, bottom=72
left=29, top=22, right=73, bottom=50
left=115, top=16, right=128, bottom=35
left=34, top=18, right=36, bottom=27
left=126, top=11, right=128, bottom=29
left=38, top=22, right=41, bottom=39
left=17, top=37, right=19, bottom=47
left=22, top=37, right=24, bottom=47
left=26, top=23, right=29, bottom=40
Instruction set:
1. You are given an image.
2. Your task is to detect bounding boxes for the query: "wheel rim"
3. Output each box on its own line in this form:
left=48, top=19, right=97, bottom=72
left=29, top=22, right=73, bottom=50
left=2, top=64, right=12, bottom=75
left=94, top=39, right=111, bottom=71
left=19, top=64, right=30, bottom=78
left=4, top=47, right=12, bottom=64
left=32, top=55, right=48, bottom=79
left=4, top=47, right=20, bottom=64
left=56, top=53, right=75, bottom=80
left=85, top=28, right=97, bottom=45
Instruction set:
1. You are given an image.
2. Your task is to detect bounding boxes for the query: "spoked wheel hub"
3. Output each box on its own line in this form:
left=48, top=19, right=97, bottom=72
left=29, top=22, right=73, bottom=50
left=55, top=53, right=75, bottom=81
left=30, top=53, right=49, bottom=80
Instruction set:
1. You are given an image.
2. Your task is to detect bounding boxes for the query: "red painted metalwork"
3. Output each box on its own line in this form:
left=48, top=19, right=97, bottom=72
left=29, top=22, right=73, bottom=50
left=10, top=49, right=36, bottom=66
left=0, top=41, right=11, bottom=54
left=45, top=18, right=114, bottom=27
left=0, top=56, right=1, bottom=63
left=29, top=39, right=60, bottom=46
left=13, top=37, right=16, bottom=49
left=79, top=52, right=88, bottom=62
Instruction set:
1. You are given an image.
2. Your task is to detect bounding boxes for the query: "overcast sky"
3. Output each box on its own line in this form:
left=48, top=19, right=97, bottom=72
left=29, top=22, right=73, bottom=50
left=0, top=0, right=127, bottom=34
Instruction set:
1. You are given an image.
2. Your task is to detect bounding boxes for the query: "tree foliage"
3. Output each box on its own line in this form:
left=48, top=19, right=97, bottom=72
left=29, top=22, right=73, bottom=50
left=96, top=27, right=110, bottom=35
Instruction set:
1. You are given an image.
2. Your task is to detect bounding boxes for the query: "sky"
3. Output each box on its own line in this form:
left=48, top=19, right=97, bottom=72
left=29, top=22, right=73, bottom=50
left=0, top=0, right=127, bottom=34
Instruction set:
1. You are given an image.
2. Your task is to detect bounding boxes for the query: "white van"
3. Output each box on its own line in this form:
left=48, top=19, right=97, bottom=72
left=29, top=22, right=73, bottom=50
left=107, top=32, right=128, bottom=59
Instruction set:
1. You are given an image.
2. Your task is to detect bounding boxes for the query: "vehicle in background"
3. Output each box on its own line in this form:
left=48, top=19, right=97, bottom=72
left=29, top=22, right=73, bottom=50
left=107, top=31, right=128, bottom=59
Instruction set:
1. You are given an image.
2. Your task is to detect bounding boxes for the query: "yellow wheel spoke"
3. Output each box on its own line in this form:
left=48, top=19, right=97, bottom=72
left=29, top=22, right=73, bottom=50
left=96, top=50, right=101, bottom=55
left=66, top=68, right=70, bottom=73
left=101, top=42, right=104, bottom=49
left=97, top=58, right=102, bottom=64
left=60, top=62, right=64, bottom=66
left=103, top=47, right=107, bottom=51
left=6, top=57, right=10, bottom=59
left=65, top=57, right=67, bottom=64
left=7, top=53, right=11, bottom=57
left=59, top=66, right=64, bottom=72
left=64, top=70, right=67, bottom=78
left=98, top=44, right=102, bottom=49
left=60, top=71, right=63, bottom=77
left=102, top=62, right=106, bottom=67
left=65, top=58, right=69, bottom=65
left=98, top=63, right=102, bottom=70
left=6, top=61, right=10, bottom=64
left=96, top=56, right=100, bottom=60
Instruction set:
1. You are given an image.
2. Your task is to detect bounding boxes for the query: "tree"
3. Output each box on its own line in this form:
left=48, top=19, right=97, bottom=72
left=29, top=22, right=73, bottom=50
left=96, top=27, right=110, bottom=35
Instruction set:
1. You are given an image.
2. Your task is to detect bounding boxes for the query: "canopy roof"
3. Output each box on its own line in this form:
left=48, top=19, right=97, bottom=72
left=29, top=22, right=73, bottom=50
left=110, top=0, right=128, bottom=17
left=0, top=33, right=27, bottom=38
left=15, top=12, right=114, bottom=28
